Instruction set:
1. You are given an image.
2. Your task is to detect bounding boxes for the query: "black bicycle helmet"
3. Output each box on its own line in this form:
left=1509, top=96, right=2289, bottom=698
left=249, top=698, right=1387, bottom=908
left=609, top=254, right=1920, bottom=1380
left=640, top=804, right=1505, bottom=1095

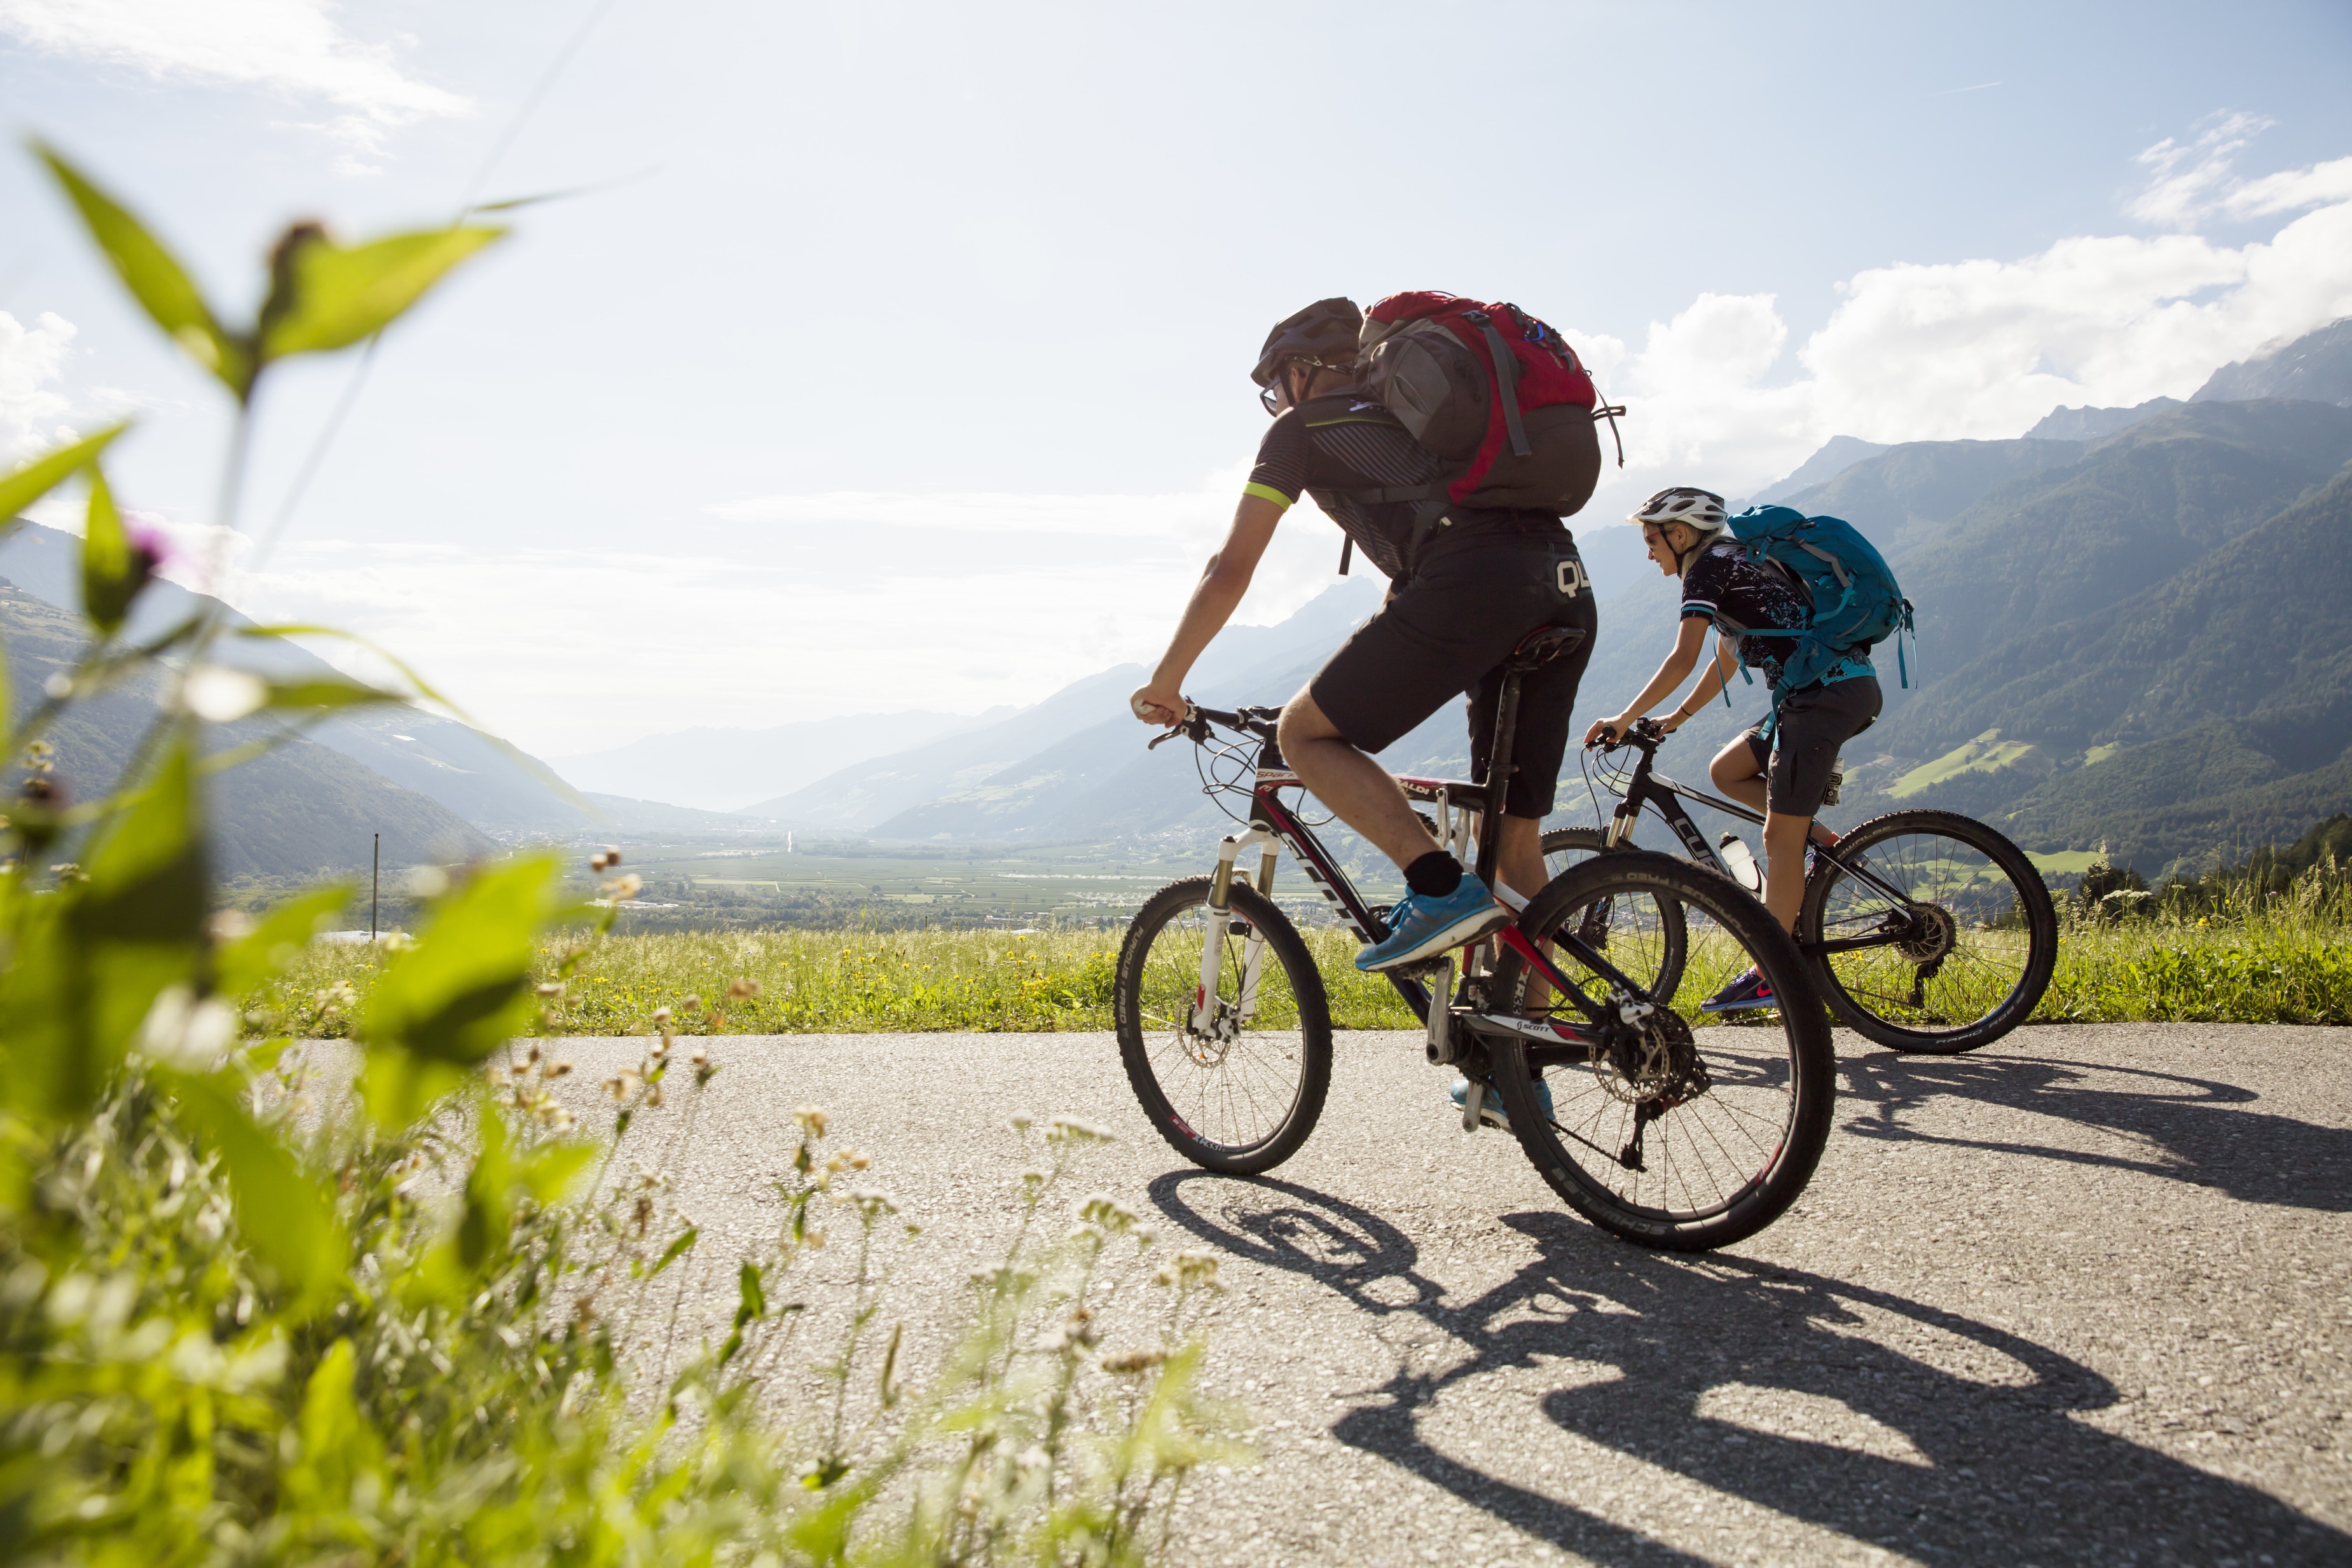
left=1251, top=298, right=1364, bottom=387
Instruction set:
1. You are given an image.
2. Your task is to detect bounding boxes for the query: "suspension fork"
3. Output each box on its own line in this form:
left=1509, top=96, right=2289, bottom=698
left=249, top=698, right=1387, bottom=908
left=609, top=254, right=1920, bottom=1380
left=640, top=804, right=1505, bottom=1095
left=1195, top=826, right=1281, bottom=1033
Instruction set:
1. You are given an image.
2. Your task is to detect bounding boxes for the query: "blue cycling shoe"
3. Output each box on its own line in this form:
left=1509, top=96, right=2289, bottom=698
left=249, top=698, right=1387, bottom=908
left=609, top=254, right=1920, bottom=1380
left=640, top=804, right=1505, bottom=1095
left=1449, top=1074, right=1554, bottom=1132
left=1699, top=966, right=1777, bottom=1014
left=1356, top=878, right=1511, bottom=972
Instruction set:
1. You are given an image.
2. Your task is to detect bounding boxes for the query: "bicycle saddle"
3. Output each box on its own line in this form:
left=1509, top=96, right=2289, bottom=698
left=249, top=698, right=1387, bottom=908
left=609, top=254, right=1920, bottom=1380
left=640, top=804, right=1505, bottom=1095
left=1505, top=624, right=1586, bottom=671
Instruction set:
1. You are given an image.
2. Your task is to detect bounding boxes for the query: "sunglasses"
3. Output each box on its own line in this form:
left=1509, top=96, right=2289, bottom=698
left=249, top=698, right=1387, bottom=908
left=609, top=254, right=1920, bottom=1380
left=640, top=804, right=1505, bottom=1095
left=1260, top=376, right=1294, bottom=416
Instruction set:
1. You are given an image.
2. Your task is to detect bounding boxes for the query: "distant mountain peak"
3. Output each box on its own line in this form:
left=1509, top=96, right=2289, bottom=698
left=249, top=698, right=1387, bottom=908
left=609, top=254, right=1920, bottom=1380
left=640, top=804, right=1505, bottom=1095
left=2024, top=396, right=2181, bottom=442
left=2192, top=316, right=2352, bottom=407
left=1744, top=436, right=1890, bottom=509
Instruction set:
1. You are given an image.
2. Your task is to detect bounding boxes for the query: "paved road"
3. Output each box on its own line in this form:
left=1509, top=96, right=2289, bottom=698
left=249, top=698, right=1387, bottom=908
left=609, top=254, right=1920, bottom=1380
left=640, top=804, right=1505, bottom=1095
left=523, top=1024, right=2352, bottom=1566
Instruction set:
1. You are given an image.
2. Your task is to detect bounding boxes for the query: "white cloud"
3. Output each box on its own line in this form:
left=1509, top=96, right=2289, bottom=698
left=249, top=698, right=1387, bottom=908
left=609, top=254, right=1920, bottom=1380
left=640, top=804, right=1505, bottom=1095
left=1572, top=142, right=2352, bottom=513
left=0, top=311, right=78, bottom=463
left=2129, top=111, right=2272, bottom=228
left=205, top=465, right=1357, bottom=753
left=0, top=0, right=469, bottom=167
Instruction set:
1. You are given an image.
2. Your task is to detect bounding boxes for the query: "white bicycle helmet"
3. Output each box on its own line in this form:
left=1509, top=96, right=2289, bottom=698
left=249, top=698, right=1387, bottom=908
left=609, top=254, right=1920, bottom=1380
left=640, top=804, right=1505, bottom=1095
left=1630, top=486, right=1728, bottom=536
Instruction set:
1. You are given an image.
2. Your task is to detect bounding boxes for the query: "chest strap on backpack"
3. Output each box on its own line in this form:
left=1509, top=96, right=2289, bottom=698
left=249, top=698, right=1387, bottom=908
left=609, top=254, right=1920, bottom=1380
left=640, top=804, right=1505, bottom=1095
left=1464, top=310, right=1534, bottom=459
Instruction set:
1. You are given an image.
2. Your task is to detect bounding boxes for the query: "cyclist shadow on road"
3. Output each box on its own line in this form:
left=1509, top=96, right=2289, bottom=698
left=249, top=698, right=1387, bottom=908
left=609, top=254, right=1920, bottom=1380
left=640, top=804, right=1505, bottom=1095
left=1836, top=1051, right=2352, bottom=1213
left=1147, top=1169, right=2346, bottom=1566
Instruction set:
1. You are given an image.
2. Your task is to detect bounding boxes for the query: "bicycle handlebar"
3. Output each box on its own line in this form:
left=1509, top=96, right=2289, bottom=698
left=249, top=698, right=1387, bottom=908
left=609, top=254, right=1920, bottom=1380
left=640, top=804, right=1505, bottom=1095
left=1588, top=716, right=1667, bottom=755
left=1146, top=701, right=1283, bottom=751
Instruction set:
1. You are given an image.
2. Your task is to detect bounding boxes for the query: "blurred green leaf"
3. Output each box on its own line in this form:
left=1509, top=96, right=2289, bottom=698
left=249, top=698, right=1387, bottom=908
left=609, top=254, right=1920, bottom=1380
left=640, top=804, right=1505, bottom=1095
left=458, top=1104, right=513, bottom=1273
left=281, top=1340, right=385, bottom=1513
left=0, top=423, right=125, bottom=521
left=648, top=1226, right=699, bottom=1278
left=34, top=144, right=247, bottom=394
left=0, top=739, right=216, bottom=1120
left=522, top=1139, right=596, bottom=1206
left=172, top=1071, right=347, bottom=1311
left=216, top=884, right=352, bottom=1000
left=263, top=678, right=406, bottom=714
left=358, top=856, right=558, bottom=1126
left=79, top=464, right=143, bottom=634
left=259, top=225, right=505, bottom=362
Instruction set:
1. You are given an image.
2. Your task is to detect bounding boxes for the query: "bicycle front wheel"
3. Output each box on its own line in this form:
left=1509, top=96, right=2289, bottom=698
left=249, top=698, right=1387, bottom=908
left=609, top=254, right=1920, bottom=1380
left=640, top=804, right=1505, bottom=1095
left=1113, top=877, right=1333, bottom=1174
left=1539, top=827, right=1689, bottom=1003
left=1487, top=851, right=1835, bottom=1251
left=1801, top=808, right=2057, bottom=1054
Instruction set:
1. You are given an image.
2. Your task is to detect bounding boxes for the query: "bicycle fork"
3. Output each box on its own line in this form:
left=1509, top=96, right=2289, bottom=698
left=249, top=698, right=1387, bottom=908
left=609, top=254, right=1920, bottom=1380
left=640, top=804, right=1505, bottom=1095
left=1193, top=827, right=1281, bottom=1037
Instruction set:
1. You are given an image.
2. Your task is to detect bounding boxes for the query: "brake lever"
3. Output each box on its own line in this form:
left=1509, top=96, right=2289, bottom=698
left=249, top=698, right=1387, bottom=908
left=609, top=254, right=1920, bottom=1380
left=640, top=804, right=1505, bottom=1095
left=1145, top=703, right=1204, bottom=750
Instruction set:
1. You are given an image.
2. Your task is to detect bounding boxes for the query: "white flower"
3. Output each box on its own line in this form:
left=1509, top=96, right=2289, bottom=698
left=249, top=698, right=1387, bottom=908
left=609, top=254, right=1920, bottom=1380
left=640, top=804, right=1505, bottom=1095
left=135, top=985, right=238, bottom=1068
left=181, top=666, right=268, bottom=723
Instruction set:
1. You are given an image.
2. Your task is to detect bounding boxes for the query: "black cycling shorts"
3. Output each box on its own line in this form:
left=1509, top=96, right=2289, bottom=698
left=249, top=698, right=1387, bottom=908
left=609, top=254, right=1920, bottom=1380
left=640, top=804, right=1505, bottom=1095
left=1308, top=525, right=1598, bottom=819
left=1741, top=675, right=1882, bottom=817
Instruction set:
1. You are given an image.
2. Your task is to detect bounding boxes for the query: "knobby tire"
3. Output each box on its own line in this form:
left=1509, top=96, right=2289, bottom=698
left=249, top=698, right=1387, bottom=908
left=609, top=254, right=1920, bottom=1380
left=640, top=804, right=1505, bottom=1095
left=1113, top=877, right=1333, bottom=1174
left=1487, top=852, right=1836, bottom=1252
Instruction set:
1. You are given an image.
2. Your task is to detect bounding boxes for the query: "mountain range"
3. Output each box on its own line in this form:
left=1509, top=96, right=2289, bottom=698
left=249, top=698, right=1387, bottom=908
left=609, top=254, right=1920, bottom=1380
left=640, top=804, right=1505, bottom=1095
left=725, top=315, right=2352, bottom=878
left=8, top=313, right=2347, bottom=886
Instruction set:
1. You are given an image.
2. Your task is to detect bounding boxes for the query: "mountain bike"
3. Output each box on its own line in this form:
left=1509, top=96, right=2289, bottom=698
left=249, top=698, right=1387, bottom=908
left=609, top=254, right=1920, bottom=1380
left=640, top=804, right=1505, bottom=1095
left=1555, top=718, right=2058, bottom=1054
left=1113, top=628, right=1836, bottom=1252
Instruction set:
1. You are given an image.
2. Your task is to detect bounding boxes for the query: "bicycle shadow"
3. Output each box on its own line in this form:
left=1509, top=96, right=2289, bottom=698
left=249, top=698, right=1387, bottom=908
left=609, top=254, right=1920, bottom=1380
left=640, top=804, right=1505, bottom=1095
left=1148, top=1169, right=2346, bottom=1565
left=1837, top=1051, right=2352, bottom=1213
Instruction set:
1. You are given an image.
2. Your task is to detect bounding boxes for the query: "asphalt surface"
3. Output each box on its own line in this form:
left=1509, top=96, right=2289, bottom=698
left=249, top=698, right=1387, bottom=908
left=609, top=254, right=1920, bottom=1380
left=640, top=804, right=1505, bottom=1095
left=518, top=1024, right=2352, bottom=1566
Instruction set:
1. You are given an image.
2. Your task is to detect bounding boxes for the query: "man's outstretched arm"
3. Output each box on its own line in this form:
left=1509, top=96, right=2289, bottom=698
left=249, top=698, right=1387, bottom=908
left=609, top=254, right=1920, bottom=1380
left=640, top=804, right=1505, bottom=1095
left=1129, top=492, right=1284, bottom=724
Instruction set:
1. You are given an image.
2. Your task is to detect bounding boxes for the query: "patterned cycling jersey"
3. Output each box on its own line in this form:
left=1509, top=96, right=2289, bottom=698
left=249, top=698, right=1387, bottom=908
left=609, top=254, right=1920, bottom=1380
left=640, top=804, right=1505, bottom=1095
left=1245, top=394, right=1450, bottom=581
left=1681, top=540, right=1815, bottom=689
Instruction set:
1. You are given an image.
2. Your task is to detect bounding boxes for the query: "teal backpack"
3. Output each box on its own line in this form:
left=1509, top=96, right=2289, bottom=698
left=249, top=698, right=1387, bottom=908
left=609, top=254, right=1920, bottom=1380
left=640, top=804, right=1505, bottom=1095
left=1716, top=504, right=1915, bottom=720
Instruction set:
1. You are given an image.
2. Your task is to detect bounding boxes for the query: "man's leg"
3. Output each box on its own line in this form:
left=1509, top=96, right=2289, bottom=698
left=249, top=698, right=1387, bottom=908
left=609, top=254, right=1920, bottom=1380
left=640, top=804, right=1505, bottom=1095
left=1276, top=689, right=1445, bottom=871
left=1760, top=809, right=1812, bottom=934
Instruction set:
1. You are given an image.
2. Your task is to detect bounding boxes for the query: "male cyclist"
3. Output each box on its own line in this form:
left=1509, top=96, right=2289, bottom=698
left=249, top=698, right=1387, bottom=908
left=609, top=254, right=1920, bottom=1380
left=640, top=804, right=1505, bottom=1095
left=1129, top=297, right=1600, bottom=979
left=1583, top=486, right=1881, bottom=1012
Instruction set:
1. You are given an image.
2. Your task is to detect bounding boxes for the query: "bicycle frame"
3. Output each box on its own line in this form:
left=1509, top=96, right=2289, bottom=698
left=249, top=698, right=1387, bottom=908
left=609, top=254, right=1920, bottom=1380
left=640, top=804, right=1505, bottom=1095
left=1180, top=710, right=1657, bottom=1059
left=1593, top=727, right=1921, bottom=954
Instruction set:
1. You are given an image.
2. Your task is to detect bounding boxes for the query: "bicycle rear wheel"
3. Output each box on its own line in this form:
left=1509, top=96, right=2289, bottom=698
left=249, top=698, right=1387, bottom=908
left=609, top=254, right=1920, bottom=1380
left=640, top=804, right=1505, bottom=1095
left=1113, top=878, right=1332, bottom=1174
left=1801, top=809, right=2057, bottom=1054
left=1538, top=827, right=1688, bottom=1003
left=1487, top=851, right=1834, bottom=1251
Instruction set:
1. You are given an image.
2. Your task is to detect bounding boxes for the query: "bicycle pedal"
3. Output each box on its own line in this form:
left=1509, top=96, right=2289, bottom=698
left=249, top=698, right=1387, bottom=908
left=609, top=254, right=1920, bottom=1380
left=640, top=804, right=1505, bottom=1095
left=1460, top=1080, right=1485, bottom=1133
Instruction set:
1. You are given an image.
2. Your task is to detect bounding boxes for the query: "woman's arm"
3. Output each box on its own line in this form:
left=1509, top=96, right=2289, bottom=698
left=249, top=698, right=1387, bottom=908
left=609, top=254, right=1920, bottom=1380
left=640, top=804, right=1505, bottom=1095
left=1661, top=630, right=1739, bottom=732
left=1582, top=617, right=1714, bottom=746
left=1129, top=492, right=1284, bottom=724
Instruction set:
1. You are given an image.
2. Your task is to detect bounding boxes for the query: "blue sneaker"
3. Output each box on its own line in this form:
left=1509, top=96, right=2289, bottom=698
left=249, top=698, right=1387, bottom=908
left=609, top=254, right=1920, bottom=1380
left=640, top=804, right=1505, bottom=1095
left=1356, top=878, right=1511, bottom=972
left=1450, top=1074, right=1554, bottom=1132
left=1700, top=966, right=1777, bottom=1014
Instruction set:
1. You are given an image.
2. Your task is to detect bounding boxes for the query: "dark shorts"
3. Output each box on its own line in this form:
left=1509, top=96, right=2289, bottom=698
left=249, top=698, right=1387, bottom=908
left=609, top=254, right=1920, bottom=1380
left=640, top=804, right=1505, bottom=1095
left=1308, top=525, right=1599, bottom=819
left=1741, top=675, right=1883, bottom=817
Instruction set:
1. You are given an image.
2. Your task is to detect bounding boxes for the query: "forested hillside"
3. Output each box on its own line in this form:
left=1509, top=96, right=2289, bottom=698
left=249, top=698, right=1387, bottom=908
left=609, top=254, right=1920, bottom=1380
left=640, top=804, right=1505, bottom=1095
left=0, top=587, right=488, bottom=880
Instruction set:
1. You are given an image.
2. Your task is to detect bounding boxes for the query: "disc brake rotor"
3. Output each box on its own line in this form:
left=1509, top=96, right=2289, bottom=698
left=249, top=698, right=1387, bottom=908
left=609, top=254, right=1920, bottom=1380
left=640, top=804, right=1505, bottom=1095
left=1593, top=1005, right=1708, bottom=1106
left=1895, top=902, right=1958, bottom=964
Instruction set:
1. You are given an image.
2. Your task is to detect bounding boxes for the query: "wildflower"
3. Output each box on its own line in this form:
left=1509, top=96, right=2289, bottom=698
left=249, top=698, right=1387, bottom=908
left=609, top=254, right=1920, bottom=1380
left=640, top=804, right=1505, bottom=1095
left=549, top=1058, right=574, bottom=1077
left=1009, top=1115, right=1033, bottom=1134
left=793, top=1105, right=828, bottom=1139
left=604, top=873, right=643, bottom=901
left=1045, top=1115, right=1115, bottom=1146
left=644, top=1082, right=664, bottom=1108
left=604, top=1070, right=641, bottom=1103
left=683, top=993, right=705, bottom=1011
left=535, top=982, right=564, bottom=998
left=847, top=1186, right=898, bottom=1218
left=1100, top=1349, right=1167, bottom=1375
left=1075, top=1193, right=1140, bottom=1233
left=728, top=977, right=760, bottom=1000
left=181, top=666, right=267, bottom=723
left=651, top=1005, right=672, bottom=1024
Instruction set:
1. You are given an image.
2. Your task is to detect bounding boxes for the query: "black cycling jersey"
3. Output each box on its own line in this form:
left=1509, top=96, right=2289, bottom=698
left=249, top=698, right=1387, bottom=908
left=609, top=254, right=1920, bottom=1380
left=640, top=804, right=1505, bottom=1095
left=1680, top=540, right=1814, bottom=689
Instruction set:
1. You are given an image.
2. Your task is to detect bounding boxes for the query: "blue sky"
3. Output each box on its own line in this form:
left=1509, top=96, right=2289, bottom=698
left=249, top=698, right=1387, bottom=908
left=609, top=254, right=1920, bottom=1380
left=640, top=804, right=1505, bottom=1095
left=3, top=0, right=2349, bottom=754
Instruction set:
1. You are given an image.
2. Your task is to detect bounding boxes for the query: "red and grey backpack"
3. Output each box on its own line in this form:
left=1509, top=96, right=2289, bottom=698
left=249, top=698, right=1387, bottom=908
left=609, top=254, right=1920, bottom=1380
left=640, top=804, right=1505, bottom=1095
left=1344, top=291, right=1620, bottom=570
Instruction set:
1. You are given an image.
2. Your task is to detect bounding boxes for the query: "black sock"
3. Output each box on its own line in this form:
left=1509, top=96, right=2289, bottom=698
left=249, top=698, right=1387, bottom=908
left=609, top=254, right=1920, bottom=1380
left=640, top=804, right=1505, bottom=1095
left=1405, top=851, right=1464, bottom=898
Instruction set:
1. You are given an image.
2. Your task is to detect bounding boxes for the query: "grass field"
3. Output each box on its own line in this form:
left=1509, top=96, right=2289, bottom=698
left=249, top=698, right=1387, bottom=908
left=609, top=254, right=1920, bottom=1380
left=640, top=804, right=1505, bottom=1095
left=263, top=902, right=2352, bottom=1038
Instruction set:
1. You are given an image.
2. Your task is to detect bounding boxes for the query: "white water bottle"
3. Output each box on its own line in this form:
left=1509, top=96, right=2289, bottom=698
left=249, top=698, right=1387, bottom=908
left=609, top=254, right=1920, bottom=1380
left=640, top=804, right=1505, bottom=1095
left=1718, top=833, right=1764, bottom=896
